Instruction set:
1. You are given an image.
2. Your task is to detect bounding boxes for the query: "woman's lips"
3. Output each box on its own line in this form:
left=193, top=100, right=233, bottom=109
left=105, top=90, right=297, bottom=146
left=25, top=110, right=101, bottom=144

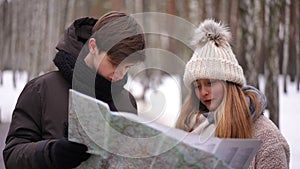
left=204, top=99, right=212, bottom=103
left=203, top=99, right=212, bottom=106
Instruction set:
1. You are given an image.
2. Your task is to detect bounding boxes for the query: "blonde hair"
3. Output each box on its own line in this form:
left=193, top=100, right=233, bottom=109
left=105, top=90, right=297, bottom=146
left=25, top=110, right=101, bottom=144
left=175, top=89, right=199, bottom=132
left=176, top=82, right=261, bottom=138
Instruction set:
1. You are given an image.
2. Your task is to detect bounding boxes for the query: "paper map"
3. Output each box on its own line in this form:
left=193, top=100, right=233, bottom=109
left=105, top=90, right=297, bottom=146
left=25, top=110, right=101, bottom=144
left=68, top=89, right=230, bottom=169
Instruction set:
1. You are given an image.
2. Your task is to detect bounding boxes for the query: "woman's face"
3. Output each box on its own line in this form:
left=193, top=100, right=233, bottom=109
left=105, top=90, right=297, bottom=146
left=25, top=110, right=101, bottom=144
left=193, top=79, right=225, bottom=111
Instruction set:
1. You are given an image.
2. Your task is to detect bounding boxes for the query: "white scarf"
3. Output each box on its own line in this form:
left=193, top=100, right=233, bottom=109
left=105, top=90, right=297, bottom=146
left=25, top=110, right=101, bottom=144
left=190, top=112, right=216, bottom=141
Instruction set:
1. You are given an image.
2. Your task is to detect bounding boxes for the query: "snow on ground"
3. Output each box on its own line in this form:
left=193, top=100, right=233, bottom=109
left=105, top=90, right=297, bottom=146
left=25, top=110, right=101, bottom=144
left=0, top=71, right=27, bottom=122
left=0, top=71, right=299, bottom=168
left=278, top=77, right=300, bottom=169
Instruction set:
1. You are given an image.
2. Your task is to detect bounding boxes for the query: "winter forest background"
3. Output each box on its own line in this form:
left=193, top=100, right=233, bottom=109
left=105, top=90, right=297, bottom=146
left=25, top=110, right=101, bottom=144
left=0, top=0, right=299, bottom=168
left=1, top=0, right=300, bottom=127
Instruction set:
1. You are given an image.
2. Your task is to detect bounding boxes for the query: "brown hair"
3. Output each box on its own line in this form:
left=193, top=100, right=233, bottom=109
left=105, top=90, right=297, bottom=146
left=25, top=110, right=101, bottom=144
left=91, top=11, right=145, bottom=65
left=176, top=82, right=261, bottom=139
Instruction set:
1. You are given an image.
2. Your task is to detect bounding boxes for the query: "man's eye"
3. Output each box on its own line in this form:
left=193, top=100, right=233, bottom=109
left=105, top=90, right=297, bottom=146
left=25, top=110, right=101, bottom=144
left=112, top=63, right=118, bottom=68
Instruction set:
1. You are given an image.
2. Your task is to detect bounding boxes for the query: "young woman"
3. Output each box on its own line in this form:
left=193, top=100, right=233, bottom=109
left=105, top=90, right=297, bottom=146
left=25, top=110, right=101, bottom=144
left=3, top=11, right=145, bottom=169
left=176, top=19, right=290, bottom=169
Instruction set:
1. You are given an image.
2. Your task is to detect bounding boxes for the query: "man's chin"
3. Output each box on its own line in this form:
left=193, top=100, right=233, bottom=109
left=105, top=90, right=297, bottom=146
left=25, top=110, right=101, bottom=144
left=111, top=78, right=122, bottom=83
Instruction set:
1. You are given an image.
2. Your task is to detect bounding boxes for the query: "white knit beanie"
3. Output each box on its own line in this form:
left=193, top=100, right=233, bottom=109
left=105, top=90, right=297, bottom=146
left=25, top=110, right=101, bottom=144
left=183, top=19, right=246, bottom=87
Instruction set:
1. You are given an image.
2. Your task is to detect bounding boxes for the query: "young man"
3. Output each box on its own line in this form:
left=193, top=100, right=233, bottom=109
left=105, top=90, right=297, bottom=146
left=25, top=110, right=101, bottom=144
left=3, top=11, right=145, bottom=169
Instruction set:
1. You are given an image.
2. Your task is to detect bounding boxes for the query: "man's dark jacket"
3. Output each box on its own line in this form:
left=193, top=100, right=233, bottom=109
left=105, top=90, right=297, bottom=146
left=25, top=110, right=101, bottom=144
left=3, top=17, right=137, bottom=169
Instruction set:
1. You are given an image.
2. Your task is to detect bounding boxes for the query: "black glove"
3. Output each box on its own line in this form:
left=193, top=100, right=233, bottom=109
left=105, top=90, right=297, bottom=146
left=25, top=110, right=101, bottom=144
left=74, top=17, right=98, bottom=44
left=50, top=138, right=91, bottom=169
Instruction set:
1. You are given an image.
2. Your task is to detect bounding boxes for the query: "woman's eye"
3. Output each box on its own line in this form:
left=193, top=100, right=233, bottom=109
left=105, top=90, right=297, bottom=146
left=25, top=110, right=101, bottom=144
left=194, top=85, right=201, bottom=89
left=208, top=80, right=217, bottom=85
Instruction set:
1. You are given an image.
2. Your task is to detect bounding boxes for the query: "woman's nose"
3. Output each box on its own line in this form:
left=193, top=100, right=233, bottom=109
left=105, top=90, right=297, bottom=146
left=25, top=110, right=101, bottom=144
left=200, top=86, right=209, bottom=96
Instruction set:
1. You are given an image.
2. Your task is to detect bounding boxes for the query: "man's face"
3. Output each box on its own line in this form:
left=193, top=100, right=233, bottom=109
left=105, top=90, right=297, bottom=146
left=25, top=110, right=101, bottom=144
left=87, top=38, right=135, bottom=82
left=96, top=53, right=135, bottom=82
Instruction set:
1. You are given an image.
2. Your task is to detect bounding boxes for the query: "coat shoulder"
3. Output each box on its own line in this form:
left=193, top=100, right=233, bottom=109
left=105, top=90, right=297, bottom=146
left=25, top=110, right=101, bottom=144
left=253, top=115, right=288, bottom=144
left=249, top=115, right=290, bottom=169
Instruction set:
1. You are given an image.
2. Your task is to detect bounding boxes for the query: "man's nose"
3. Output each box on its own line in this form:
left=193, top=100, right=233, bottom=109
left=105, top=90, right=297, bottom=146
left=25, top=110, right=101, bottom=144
left=112, top=69, right=126, bottom=82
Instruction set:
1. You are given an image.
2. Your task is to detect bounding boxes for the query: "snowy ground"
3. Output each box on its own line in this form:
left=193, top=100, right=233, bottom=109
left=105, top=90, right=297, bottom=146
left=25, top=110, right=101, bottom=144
left=0, top=71, right=299, bottom=169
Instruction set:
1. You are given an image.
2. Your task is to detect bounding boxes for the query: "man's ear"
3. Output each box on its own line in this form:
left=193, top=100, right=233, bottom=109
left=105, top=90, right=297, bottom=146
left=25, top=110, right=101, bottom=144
left=88, top=38, right=98, bottom=54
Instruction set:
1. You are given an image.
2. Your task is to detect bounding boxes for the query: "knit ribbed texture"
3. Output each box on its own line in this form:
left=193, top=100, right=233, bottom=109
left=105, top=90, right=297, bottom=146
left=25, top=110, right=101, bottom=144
left=183, top=19, right=246, bottom=87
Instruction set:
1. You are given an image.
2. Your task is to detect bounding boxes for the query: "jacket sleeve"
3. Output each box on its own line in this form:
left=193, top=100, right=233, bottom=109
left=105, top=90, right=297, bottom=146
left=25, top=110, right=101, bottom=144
left=3, top=80, right=56, bottom=169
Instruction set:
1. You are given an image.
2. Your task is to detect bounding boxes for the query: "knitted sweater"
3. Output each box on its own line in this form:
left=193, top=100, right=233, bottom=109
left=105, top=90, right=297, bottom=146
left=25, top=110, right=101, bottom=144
left=249, top=115, right=290, bottom=169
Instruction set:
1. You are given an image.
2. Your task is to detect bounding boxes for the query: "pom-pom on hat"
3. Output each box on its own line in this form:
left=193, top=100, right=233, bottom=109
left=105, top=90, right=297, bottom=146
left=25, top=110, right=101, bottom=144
left=183, top=19, right=246, bottom=87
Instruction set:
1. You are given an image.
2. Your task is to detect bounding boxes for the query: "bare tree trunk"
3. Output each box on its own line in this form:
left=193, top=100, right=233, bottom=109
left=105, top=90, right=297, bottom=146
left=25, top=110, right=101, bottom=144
left=112, top=0, right=124, bottom=11
left=166, top=0, right=176, bottom=55
left=297, top=0, right=300, bottom=91
left=205, top=0, right=212, bottom=18
left=42, top=0, right=52, bottom=71
left=134, top=0, right=143, bottom=13
left=198, top=0, right=205, bottom=22
left=189, top=0, right=199, bottom=24
left=21, top=0, right=31, bottom=81
left=259, top=0, right=267, bottom=75
left=239, top=0, right=259, bottom=88
left=183, top=0, right=190, bottom=21
left=176, top=0, right=189, bottom=21
left=220, top=0, right=230, bottom=23
left=75, top=0, right=92, bottom=18
left=10, top=0, right=19, bottom=88
left=0, top=0, right=6, bottom=85
left=44, top=0, right=55, bottom=70
left=1, top=0, right=154, bottom=84
left=230, top=0, right=239, bottom=46
left=37, top=0, right=48, bottom=74
left=282, top=0, right=291, bottom=93
left=0, top=1, right=4, bottom=68
left=214, top=0, right=221, bottom=20
left=254, top=0, right=263, bottom=88
left=265, top=0, right=281, bottom=128
left=15, top=0, right=26, bottom=71
left=28, top=0, right=38, bottom=80
left=47, top=0, right=60, bottom=72
left=287, top=0, right=297, bottom=83
left=125, top=0, right=135, bottom=13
